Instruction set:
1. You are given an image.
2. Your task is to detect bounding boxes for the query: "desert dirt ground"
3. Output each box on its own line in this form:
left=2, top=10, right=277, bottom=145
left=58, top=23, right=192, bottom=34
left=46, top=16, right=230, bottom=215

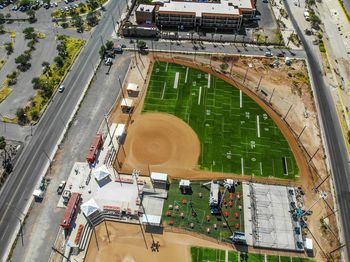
left=108, top=53, right=340, bottom=261
left=84, top=222, right=229, bottom=262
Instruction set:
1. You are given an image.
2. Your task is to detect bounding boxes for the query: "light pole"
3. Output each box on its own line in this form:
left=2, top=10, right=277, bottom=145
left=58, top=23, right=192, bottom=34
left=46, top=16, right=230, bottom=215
left=132, top=170, right=156, bottom=246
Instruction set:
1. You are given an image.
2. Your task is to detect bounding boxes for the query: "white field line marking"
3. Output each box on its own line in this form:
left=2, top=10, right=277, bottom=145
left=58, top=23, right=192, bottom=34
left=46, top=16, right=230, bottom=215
left=165, top=62, right=169, bottom=72
left=185, top=67, right=189, bottom=83
left=240, top=90, right=243, bottom=108
left=173, top=72, right=179, bottom=89
left=225, top=250, right=228, bottom=262
left=208, top=74, right=211, bottom=88
left=260, top=162, right=263, bottom=176
left=257, top=115, right=261, bottom=138
left=161, top=82, right=166, bottom=99
left=284, top=157, right=289, bottom=176
left=198, top=86, right=202, bottom=105
left=241, top=157, right=244, bottom=176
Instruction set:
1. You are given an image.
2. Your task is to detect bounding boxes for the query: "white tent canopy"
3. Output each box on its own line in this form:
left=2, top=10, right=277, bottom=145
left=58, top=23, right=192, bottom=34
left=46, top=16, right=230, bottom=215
left=93, top=165, right=110, bottom=181
left=81, top=198, right=100, bottom=217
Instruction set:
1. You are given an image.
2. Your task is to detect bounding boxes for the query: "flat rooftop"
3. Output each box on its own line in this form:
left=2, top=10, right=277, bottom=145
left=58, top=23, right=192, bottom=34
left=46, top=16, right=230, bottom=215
left=244, top=183, right=303, bottom=252
left=157, top=0, right=254, bottom=17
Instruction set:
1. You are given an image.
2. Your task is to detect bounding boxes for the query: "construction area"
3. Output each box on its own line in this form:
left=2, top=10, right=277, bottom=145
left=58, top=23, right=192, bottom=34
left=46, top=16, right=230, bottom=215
left=50, top=51, right=341, bottom=262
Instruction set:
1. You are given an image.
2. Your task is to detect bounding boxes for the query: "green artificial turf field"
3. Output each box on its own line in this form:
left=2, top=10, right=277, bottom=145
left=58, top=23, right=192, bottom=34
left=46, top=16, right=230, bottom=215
left=190, top=247, right=314, bottom=262
left=162, top=181, right=244, bottom=240
left=143, top=61, right=298, bottom=179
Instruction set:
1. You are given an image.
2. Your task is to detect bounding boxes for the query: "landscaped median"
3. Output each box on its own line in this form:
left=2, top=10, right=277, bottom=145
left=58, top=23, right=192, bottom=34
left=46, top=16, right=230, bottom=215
left=15, top=35, right=85, bottom=124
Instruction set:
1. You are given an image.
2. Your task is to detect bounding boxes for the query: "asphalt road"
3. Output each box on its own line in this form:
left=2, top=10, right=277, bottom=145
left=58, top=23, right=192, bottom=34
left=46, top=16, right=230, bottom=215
left=284, top=1, right=350, bottom=261
left=342, top=0, right=350, bottom=19
left=9, top=54, right=131, bottom=262
left=0, top=0, right=125, bottom=260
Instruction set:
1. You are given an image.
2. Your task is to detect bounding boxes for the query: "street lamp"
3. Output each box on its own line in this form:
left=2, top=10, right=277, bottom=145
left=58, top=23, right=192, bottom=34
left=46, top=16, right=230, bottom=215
left=132, top=170, right=156, bottom=247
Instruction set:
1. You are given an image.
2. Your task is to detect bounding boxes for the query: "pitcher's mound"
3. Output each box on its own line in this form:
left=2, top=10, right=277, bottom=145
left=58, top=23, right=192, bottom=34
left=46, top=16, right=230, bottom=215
left=122, top=113, right=200, bottom=171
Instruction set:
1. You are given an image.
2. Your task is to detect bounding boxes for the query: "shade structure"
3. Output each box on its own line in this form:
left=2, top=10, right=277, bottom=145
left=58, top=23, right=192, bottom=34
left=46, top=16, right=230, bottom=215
left=93, top=165, right=110, bottom=181
left=81, top=198, right=100, bottom=217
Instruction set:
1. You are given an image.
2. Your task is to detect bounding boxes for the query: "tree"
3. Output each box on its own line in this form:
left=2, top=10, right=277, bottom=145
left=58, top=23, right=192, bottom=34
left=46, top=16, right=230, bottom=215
left=0, top=136, right=8, bottom=172
left=72, top=14, right=84, bottom=30
left=99, top=44, right=106, bottom=58
left=136, top=40, right=146, bottom=49
left=15, top=53, right=31, bottom=71
left=16, top=108, right=28, bottom=125
left=0, top=14, right=5, bottom=25
left=86, top=11, right=98, bottom=26
left=5, top=42, right=13, bottom=55
left=56, top=42, right=67, bottom=58
left=54, top=56, right=64, bottom=68
left=26, top=9, right=37, bottom=23
left=42, top=61, right=50, bottom=75
left=0, top=25, right=5, bottom=34
left=0, top=136, right=6, bottom=151
left=105, top=40, right=113, bottom=50
left=22, top=27, right=37, bottom=39
left=32, top=77, right=41, bottom=89
left=6, top=71, right=18, bottom=86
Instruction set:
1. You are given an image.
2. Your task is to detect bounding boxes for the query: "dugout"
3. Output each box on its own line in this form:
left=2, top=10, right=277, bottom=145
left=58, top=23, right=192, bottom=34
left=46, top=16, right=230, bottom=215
left=127, top=83, right=140, bottom=97
left=150, top=172, right=169, bottom=190
left=121, top=98, right=134, bottom=114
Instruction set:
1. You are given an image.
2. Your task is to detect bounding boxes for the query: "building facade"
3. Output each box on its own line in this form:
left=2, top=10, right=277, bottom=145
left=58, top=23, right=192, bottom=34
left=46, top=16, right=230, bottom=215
left=155, top=0, right=255, bottom=30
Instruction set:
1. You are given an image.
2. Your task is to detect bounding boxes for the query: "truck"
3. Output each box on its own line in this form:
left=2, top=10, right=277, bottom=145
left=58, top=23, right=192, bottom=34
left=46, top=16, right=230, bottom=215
left=86, top=134, right=103, bottom=164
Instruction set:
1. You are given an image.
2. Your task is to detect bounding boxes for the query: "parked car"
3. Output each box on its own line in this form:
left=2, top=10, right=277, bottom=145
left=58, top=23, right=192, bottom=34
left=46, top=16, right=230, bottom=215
left=265, top=51, right=273, bottom=57
left=57, top=181, right=66, bottom=194
left=58, top=84, right=65, bottom=93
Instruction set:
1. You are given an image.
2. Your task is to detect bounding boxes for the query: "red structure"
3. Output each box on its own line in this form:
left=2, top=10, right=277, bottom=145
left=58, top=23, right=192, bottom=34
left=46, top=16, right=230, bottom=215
left=60, top=192, right=81, bottom=230
left=86, top=134, right=103, bottom=163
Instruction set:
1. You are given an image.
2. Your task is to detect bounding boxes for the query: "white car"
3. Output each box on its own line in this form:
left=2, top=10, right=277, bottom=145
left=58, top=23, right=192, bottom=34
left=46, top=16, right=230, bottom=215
left=58, top=84, right=65, bottom=93
left=265, top=51, right=273, bottom=57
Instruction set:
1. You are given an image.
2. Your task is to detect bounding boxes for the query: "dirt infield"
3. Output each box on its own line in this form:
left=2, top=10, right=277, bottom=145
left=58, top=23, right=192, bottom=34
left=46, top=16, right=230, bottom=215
left=122, top=112, right=200, bottom=172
